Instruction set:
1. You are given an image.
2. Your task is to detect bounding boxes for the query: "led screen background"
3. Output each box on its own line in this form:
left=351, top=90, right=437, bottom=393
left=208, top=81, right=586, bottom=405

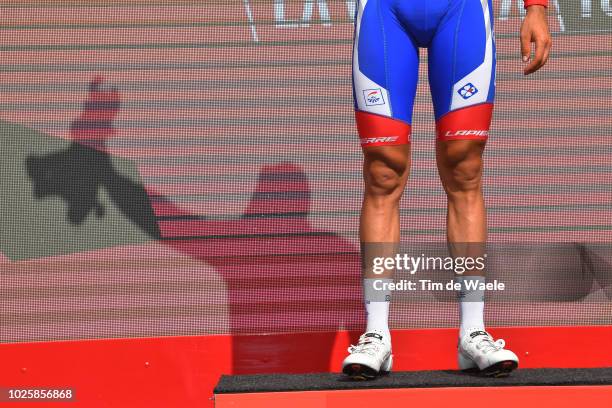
left=0, top=1, right=611, bottom=343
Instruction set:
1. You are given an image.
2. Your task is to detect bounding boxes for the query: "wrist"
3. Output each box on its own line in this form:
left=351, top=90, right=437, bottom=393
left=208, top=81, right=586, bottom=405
left=524, top=0, right=548, bottom=9
left=525, top=5, right=547, bottom=14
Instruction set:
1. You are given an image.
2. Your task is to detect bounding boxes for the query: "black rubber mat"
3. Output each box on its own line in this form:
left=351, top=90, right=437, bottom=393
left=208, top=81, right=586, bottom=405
left=215, top=368, right=612, bottom=394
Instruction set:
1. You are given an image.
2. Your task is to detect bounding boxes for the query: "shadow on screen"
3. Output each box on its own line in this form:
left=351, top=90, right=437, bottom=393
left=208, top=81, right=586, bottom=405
left=158, top=161, right=364, bottom=374
left=24, top=77, right=364, bottom=374
left=25, top=77, right=160, bottom=238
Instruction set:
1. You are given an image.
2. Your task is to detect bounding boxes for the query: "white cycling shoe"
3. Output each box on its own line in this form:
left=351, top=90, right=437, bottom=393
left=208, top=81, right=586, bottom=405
left=458, top=328, right=519, bottom=377
left=342, top=329, right=393, bottom=380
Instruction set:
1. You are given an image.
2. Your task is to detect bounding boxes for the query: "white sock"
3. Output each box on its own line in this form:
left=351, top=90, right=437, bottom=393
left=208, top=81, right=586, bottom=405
left=363, top=278, right=391, bottom=340
left=459, top=300, right=485, bottom=338
left=365, top=300, right=390, bottom=336
left=456, top=276, right=485, bottom=338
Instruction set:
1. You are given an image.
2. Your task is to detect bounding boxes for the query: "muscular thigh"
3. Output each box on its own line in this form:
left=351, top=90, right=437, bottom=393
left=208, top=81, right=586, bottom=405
left=428, top=0, right=496, bottom=142
left=352, top=0, right=418, bottom=148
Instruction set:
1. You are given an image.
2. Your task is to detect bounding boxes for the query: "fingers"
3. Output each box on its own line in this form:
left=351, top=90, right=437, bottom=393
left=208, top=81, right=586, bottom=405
left=520, top=29, right=531, bottom=64
left=524, top=34, right=551, bottom=75
left=524, top=37, right=544, bottom=75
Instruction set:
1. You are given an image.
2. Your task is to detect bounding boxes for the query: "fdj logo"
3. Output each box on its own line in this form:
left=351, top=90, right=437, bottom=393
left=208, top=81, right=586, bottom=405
left=458, top=83, right=478, bottom=99
left=363, top=89, right=385, bottom=106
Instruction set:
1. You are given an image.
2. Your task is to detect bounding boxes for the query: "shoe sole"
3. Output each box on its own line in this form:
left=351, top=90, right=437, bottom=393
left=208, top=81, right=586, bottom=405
left=483, top=360, right=519, bottom=377
left=463, top=360, right=518, bottom=378
left=342, top=363, right=390, bottom=380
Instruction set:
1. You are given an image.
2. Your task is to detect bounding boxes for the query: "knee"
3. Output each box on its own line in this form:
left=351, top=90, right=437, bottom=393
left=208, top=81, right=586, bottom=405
left=448, top=159, right=482, bottom=194
left=363, top=150, right=409, bottom=199
left=438, top=142, right=484, bottom=199
left=365, top=162, right=405, bottom=196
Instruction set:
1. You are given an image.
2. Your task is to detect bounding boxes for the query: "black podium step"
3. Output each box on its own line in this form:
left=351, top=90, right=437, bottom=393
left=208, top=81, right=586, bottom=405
left=215, top=367, right=612, bottom=394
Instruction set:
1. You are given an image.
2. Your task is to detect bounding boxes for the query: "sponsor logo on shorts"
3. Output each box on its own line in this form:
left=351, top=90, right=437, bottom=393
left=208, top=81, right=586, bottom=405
left=363, top=88, right=385, bottom=106
left=361, top=136, right=399, bottom=145
left=458, top=83, right=479, bottom=99
left=444, top=130, right=489, bottom=137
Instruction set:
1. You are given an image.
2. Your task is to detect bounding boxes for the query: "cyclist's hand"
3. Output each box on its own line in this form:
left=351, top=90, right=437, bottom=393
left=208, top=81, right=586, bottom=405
left=520, top=5, right=552, bottom=75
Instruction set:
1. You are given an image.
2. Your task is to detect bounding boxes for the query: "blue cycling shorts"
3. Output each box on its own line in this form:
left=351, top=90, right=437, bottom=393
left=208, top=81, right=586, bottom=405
left=353, top=0, right=496, bottom=146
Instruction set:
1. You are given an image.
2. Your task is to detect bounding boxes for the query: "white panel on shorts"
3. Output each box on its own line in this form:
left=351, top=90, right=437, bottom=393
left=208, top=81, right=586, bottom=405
left=353, top=0, right=392, bottom=117
left=450, top=0, right=494, bottom=111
